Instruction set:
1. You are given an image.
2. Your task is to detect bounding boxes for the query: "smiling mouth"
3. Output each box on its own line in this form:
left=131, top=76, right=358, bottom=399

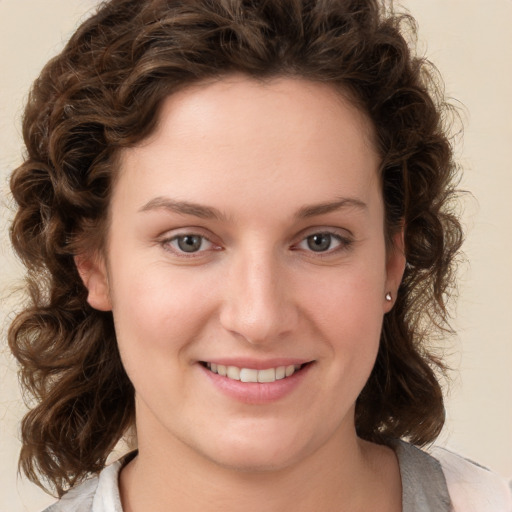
left=201, top=362, right=311, bottom=383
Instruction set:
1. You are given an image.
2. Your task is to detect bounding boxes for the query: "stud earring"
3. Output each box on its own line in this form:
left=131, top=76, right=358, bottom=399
left=385, top=292, right=392, bottom=302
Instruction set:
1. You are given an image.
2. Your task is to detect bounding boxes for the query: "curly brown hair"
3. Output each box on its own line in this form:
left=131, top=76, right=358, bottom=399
left=8, top=0, right=463, bottom=497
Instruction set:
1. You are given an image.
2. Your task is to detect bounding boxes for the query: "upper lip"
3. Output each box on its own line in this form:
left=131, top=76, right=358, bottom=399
left=199, top=358, right=314, bottom=370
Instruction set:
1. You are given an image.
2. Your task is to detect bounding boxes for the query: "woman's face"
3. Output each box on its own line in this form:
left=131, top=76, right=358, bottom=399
left=85, top=75, right=404, bottom=471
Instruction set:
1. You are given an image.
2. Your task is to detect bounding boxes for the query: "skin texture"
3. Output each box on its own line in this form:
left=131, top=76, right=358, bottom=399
left=80, top=76, right=405, bottom=511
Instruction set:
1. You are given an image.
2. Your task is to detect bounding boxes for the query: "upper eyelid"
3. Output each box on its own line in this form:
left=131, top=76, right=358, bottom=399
left=159, top=226, right=215, bottom=242
left=294, top=226, right=354, bottom=241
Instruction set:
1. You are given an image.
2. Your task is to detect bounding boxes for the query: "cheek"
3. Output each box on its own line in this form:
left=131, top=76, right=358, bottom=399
left=303, top=260, right=386, bottom=330
left=109, top=267, right=215, bottom=409
left=109, top=262, right=215, bottom=356
left=298, top=258, right=387, bottom=372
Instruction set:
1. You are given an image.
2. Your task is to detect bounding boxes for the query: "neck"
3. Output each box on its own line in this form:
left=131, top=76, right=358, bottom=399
left=119, top=415, right=400, bottom=512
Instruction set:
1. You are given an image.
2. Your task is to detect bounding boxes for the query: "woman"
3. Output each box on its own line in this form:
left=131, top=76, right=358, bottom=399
left=7, top=0, right=511, bottom=510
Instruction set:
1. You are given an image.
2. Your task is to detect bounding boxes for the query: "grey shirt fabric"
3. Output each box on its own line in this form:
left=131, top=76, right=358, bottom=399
left=393, top=441, right=452, bottom=511
left=43, top=441, right=452, bottom=511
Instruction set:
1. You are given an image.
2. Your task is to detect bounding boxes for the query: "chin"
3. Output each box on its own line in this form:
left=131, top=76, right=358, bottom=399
left=202, top=444, right=301, bottom=474
left=188, top=423, right=319, bottom=474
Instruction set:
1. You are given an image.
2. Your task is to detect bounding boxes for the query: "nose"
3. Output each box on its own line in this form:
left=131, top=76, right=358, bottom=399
left=219, top=248, right=299, bottom=345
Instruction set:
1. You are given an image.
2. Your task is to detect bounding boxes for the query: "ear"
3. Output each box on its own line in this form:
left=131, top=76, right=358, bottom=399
left=74, top=253, right=112, bottom=311
left=384, top=228, right=406, bottom=312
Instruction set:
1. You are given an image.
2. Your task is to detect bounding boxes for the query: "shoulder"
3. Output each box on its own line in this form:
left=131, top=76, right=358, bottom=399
left=40, top=456, right=127, bottom=512
left=41, top=476, right=98, bottom=512
left=393, top=440, right=452, bottom=510
left=429, top=446, right=512, bottom=512
left=394, top=440, right=511, bottom=512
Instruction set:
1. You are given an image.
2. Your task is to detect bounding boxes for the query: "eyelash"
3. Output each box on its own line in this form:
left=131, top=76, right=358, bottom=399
left=293, top=231, right=354, bottom=256
left=160, top=229, right=353, bottom=258
left=161, top=232, right=219, bottom=258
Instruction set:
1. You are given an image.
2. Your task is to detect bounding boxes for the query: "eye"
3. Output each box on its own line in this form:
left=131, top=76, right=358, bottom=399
left=295, top=231, right=351, bottom=254
left=165, top=234, right=214, bottom=254
left=305, top=233, right=336, bottom=252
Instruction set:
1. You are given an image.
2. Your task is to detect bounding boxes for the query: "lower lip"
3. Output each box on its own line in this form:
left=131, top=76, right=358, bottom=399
left=199, top=363, right=313, bottom=405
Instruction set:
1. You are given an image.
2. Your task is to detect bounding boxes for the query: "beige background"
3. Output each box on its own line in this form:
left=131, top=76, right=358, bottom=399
left=1, top=1, right=511, bottom=510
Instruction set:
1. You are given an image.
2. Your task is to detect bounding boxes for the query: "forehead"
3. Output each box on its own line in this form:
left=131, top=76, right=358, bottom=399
left=145, top=75, right=377, bottom=161
left=161, top=73, right=371, bottom=124
left=114, top=75, right=381, bottom=218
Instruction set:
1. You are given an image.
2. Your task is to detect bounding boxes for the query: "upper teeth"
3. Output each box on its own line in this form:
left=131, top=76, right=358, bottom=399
left=206, top=363, right=302, bottom=383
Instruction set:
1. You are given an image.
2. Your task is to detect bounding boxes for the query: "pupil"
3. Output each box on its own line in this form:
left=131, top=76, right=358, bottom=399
left=307, top=234, right=331, bottom=252
left=178, top=235, right=202, bottom=252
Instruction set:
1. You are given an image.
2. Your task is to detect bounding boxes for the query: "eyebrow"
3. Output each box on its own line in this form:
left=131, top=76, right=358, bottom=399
left=295, top=198, right=368, bottom=219
left=138, top=196, right=367, bottom=220
left=139, top=197, right=227, bottom=220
